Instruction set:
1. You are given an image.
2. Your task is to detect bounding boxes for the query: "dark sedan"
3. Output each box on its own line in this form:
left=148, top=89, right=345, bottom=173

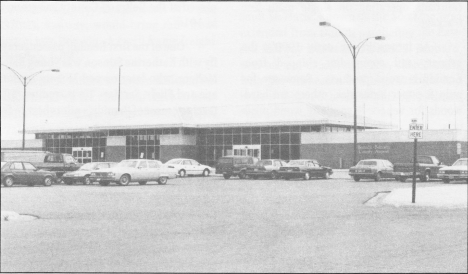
left=278, top=159, right=333, bottom=180
left=62, top=162, right=117, bottom=185
left=1, top=161, right=57, bottom=187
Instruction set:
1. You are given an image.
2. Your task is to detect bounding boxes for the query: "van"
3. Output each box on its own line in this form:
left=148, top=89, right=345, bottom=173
left=1, top=150, right=81, bottom=181
left=215, top=156, right=259, bottom=179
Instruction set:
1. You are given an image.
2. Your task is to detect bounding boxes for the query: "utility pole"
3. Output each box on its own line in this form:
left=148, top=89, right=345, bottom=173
left=118, top=65, right=123, bottom=111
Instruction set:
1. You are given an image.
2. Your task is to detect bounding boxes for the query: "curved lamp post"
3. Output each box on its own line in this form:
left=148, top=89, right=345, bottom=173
left=319, top=22, right=384, bottom=165
left=1, top=64, right=60, bottom=150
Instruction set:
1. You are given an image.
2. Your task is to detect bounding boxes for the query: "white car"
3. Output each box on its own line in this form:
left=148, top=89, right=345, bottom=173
left=164, top=158, right=213, bottom=177
left=437, top=158, right=468, bottom=184
left=90, top=159, right=177, bottom=186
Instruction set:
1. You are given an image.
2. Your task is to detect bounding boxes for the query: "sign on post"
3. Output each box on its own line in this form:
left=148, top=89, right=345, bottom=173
left=409, top=119, right=423, bottom=203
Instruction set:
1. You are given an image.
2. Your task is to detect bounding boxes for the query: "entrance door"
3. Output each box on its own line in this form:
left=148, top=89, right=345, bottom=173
left=233, top=145, right=261, bottom=159
left=72, top=147, right=93, bottom=163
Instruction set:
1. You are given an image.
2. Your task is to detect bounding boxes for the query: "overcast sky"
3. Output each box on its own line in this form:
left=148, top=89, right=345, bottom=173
left=1, top=2, right=467, bottom=140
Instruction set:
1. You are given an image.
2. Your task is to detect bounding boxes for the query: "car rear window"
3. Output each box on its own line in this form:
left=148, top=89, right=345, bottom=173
left=357, top=161, right=377, bottom=166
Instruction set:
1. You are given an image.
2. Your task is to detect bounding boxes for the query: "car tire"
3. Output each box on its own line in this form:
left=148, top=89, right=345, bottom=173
left=420, top=171, right=430, bottom=182
left=118, top=174, right=131, bottom=186
left=158, top=177, right=168, bottom=185
left=223, top=174, right=231, bottom=179
left=270, top=171, right=278, bottom=180
left=375, top=172, right=381, bottom=182
left=3, top=176, right=14, bottom=187
left=443, top=178, right=450, bottom=184
left=399, top=177, right=407, bottom=182
left=138, top=181, right=147, bottom=185
left=238, top=171, right=246, bottom=179
left=324, top=171, right=330, bottom=179
left=179, top=170, right=186, bottom=177
left=353, top=176, right=360, bottom=182
left=83, top=176, right=91, bottom=185
left=304, top=172, right=310, bottom=180
left=43, top=176, right=53, bottom=187
left=202, top=169, right=210, bottom=177
left=99, top=181, right=110, bottom=186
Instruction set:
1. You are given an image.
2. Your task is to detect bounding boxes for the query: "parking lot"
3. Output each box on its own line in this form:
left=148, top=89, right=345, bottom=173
left=1, top=175, right=467, bottom=272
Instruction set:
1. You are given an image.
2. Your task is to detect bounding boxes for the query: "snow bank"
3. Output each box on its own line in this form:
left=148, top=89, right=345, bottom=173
left=382, top=185, right=467, bottom=208
left=1, top=211, right=37, bottom=221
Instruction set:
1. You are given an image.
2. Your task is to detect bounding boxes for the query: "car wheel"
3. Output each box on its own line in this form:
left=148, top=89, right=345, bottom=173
left=375, top=172, right=381, bottom=182
left=324, top=171, right=330, bottom=179
left=43, top=176, right=53, bottom=187
left=158, top=177, right=168, bottom=185
left=138, top=181, right=147, bottom=185
left=223, top=174, right=231, bottom=179
left=420, top=171, right=430, bottom=182
left=179, top=170, right=186, bottom=177
left=353, top=176, right=360, bottom=182
left=304, top=172, right=310, bottom=180
left=99, top=181, right=110, bottom=186
left=399, top=177, right=407, bottom=182
left=270, top=171, right=278, bottom=180
left=238, top=171, right=246, bottom=179
left=83, top=176, right=91, bottom=185
left=202, top=169, right=210, bottom=177
left=3, top=176, right=14, bottom=187
left=443, top=178, right=450, bottom=184
left=118, top=174, right=131, bottom=186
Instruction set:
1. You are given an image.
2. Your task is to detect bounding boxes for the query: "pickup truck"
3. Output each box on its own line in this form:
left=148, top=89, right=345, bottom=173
left=393, top=155, right=446, bottom=182
left=1, top=150, right=81, bottom=182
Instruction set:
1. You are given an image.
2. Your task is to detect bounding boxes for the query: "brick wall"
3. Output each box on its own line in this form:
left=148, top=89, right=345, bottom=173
left=301, top=141, right=467, bottom=169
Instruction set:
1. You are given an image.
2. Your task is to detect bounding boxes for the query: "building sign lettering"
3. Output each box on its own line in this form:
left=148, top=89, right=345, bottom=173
left=358, top=144, right=390, bottom=154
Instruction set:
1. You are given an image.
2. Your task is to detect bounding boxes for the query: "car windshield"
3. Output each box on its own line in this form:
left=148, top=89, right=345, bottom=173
left=166, top=159, right=181, bottom=164
left=117, top=160, right=138, bottom=168
left=357, top=161, right=377, bottom=166
left=289, top=160, right=306, bottom=166
left=79, top=163, right=97, bottom=170
left=256, top=160, right=272, bottom=166
left=64, top=155, right=78, bottom=164
left=1, top=162, right=7, bottom=170
left=452, top=159, right=467, bottom=166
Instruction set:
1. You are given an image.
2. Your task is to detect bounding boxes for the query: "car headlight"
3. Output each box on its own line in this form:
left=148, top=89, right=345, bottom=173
left=439, top=171, right=445, bottom=174
left=91, top=172, right=96, bottom=176
left=461, top=170, right=468, bottom=174
left=107, top=172, right=115, bottom=177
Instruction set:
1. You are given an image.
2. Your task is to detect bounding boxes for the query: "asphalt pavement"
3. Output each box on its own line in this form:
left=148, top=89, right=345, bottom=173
left=1, top=176, right=467, bottom=272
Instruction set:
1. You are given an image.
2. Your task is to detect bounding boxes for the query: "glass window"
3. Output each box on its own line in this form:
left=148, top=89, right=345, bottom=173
left=155, top=129, right=163, bottom=135
left=224, top=128, right=233, bottom=134
left=233, top=135, right=241, bottom=145
left=280, top=145, right=290, bottom=160
left=261, top=127, right=270, bottom=134
left=23, top=162, right=36, bottom=170
left=242, top=128, right=252, bottom=134
left=251, top=127, right=260, bottom=134
left=261, top=134, right=270, bottom=144
left=215, top=135, right=223, bottom=145
left=166, top=159, right=181, bottom=165
left=252, top=134, right=260, bottom=144
left=118, top=160, right=138, bottom=168
left=170, top=128, right=179, bottom=135
left=233, top=128, right=241, bottom=134
left=280, top=133, right=290, bottom=144
left=207, top=135, right=215, bottom=145
left=64, top=155, right=77, bottom=164
left=183, top=160, right=191, bottom=165
left=148, top=161, right=159, bottom=168
left=138, top=161, right=148, bottom=168
left=242, top=134, right=252, bottom=145
left=280, top=126, right=290, bottom=132
left=11, top=163, right=24, bottom=170
left=290, top=133, right=300, bottom=144
left=271, top=134, right=279, bottom=144
left=271, top=127, right=280, bottom=133
left=191, top=160, right=199, bottom=165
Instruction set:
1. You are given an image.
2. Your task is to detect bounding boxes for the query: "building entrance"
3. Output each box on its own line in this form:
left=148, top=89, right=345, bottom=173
left=233, top=145, right=261, bottom=159
left=72, top=147, right=93, bottom=163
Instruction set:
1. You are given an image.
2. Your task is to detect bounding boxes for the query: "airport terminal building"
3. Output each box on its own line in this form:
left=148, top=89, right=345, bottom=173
left=2, top=103, right=466, bottom=168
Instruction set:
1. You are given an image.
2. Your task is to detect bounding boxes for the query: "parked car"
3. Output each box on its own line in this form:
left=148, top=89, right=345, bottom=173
left=393, top=155, right=446, bottom=182
left=349, top=159, right=394, bottom=182
left=89, top=159, right=177, bottom=186
left=278, top=159, right=333, bottom=180
left=215, top=156, right=259, bottom=179
left=437, top=158, right=468, bottom=184
left=1, top=161, right=57, bottom=187
left=1, top=150, right=81, bottom=182
left=245, top=159, right=289, bottom=179
left=62, top=162, right=117, bottom=185
left=163, top=158, right=213, bottom=177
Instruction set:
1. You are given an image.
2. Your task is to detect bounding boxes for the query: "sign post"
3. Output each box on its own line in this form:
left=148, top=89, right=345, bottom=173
left=409, top=119, right=423, bottom=203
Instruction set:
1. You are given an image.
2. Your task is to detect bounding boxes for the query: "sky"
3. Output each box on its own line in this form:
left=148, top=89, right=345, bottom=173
left=1, top=2, right=467, bottom=140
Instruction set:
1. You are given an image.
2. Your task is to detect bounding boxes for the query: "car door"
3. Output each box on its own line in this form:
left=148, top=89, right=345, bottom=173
left=135, top=160, right=149, bottom=180
left=148, top=160, right=162, bottom=180
left=10, top=162, right=27, bottom=184
left=190, top=159, right=203, bottom=175
left=23, top=162, right=42, bottom=185
left=182, top=160, right=193, bottom=175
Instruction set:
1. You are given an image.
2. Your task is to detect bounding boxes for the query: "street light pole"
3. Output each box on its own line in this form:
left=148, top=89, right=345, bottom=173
left=1, top=64, right=60, bottom=150
left=319, top=22, right=384, bottom=165
left=118, top=65, right=123, bottom=112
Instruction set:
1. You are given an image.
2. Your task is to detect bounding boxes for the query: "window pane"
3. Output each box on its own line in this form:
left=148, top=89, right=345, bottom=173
left=233, top=134, right=241, bottom=145
left=224, top=135, right=232, bottom=145
left=290, top=145, right=300, bottom=160
left=215, top=135, right=223, bottom=145
left=261, top=145, right=270, bottom=159
left=280, top=145, right=290, bottom=160
left=242, top=134, right=251, bottom=145
left=280, top=133, right=290, bottom=144
left=261, top=134, right=270, bottom=144
left=271, top=134, right=279, bottom=144
left=252, top=134, right=260, bottom=144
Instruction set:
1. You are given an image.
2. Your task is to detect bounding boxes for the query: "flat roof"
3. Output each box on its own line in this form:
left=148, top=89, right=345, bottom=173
left=26, top=102, right=390, bottom=134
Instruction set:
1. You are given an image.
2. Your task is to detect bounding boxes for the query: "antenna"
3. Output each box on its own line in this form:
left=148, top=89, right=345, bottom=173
left=399, top=91, right=401, bottom=130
